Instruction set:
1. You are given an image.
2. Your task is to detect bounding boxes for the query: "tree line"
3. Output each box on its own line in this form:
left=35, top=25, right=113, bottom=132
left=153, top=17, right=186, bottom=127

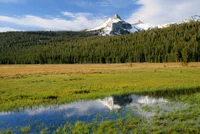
left=0, top=22, right=200, bottom=64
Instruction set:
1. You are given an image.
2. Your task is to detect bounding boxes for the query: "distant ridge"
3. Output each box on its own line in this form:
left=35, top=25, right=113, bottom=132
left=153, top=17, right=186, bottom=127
left=88, top=14, right=200, bottom=36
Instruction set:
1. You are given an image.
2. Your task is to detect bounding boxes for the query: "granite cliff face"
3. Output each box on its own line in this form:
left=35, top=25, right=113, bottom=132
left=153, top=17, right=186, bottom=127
left=108, top=17, right=132, bottom=35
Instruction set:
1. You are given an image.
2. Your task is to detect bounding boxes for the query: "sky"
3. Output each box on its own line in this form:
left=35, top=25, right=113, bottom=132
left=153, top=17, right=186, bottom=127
left=0, top=0, right=200, bottom=32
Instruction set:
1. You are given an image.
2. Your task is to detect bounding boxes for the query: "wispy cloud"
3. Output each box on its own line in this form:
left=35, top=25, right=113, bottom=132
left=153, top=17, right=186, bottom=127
left=0, top=12, right=106, bottom=31
left=0, top=27, right=20, bottom=32
left=126, top=0, right=200, bottom=24
left=62, top=12, right=92, bottom=19
left=61, top=12, right=75, bottom=18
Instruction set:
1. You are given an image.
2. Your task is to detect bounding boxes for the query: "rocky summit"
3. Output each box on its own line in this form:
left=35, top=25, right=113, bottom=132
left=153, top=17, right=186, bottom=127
left=87, top=14, right=132, bottom=36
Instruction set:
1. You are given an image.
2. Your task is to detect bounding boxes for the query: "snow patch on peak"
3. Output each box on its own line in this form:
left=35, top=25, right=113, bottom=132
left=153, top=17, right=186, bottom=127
left=87, top=14, right=132, bottom=36
left=88, top=18, right=112, bottom=31
left=130, top=24, right=143, bottom=33
left=113, top=14, right=121, bottom=20
left=135, top=23, right=155, bottom=30
left=183, top=15, right=200, bottom=23
left=131, top=20, right=177, bottom=33
left=87, top=14, right=200, bottom=36
left=132, top=20, right=158, bottom=31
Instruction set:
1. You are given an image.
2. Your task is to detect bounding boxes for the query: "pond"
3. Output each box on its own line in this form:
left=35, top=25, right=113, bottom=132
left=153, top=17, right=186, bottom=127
left=0, top=94, right=186, bottom=133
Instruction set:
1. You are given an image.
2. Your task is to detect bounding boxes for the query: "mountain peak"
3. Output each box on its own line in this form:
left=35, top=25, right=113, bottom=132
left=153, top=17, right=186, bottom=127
left=183, top=15, right=200, bottom=23
left=137, top=20, right=143, bottom=23
left=134, top=20, right=144, bottom=25
left=87, top=14, right=200, bottom=36
left=87, top=14, right=132, bottom=36
left=113, top=14, right=121, bottom=20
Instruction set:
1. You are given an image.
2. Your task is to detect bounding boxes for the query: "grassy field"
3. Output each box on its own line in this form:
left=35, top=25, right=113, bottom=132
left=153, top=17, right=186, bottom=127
left=0, top=63, right=200, bottom=111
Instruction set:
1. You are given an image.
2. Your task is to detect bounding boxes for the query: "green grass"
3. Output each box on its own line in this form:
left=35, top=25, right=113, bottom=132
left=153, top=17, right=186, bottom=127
left=0, top=63, right=200, bottom=111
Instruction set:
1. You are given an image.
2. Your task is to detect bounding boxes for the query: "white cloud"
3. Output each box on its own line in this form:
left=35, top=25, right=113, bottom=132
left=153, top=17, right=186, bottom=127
left=0, top=12, right=106, bottom=31
left=24, top=100, right=106, bottom=116
left=62, top=11, right=75, bottom=18
left=127, top=0, right=200, bottom=24
left=0, top=27, right=19, bottom=32
left=62, top=12, right=92, bottom=19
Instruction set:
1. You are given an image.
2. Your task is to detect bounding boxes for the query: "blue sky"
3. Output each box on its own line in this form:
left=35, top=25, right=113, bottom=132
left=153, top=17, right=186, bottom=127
left=0, top=0, right=200, bottom=32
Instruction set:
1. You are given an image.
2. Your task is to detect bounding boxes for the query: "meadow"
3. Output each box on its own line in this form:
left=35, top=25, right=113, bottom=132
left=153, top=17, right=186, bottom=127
left=0, top=63, right=200, bottom=111
left=1, top=63, right=200, bottom=133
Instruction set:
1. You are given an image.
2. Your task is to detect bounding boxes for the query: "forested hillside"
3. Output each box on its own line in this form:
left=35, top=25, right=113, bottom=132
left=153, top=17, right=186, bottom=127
left=0, top=22, right=200, bottom=64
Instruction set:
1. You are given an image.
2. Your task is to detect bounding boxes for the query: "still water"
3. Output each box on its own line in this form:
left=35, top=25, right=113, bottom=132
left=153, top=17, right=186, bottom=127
left=0, top=94, right=184, bottom=133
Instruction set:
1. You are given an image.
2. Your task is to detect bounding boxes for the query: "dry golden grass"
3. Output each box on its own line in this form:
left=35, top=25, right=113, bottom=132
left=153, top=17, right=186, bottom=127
left=0, top=64, right=125, bottom=77
left=0, top=62, right=199, bottom=77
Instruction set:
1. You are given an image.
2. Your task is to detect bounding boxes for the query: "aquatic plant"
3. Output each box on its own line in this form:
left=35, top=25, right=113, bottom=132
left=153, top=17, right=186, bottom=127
left=20, top=126, right=30, bottom=133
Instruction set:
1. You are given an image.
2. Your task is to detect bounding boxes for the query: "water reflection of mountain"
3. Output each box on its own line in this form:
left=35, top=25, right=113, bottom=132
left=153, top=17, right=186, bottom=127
left=100, top=95, right=132, bottom=110
left=0, top=93, right=172, bottom=133
left=100, top=94, right=168, bottom=111
left=113, top=95, right=133, bottom=106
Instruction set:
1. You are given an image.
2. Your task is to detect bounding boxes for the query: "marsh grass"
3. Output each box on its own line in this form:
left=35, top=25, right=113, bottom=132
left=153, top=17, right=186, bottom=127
left=138, top=86, right=200, bottom=99
left=0, top=129, right=12, bottom=134
left=150, top=93, right=200, bottom=133
left=53, top=116, right=140, bottom=134
left=20, top=126, right=30, bottom=134
left=1, top=91, right=200, bottom=133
